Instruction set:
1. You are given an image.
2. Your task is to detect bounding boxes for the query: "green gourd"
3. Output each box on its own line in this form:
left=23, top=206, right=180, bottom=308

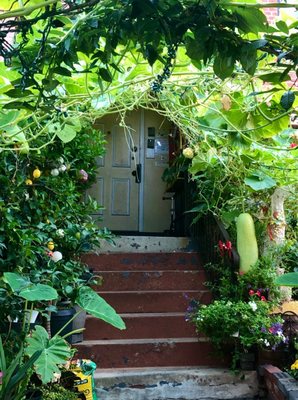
left=236, top=213, right=258, bottom=273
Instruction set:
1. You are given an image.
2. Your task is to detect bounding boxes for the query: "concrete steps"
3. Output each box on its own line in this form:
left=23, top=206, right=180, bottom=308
left=94, top=367, right=259, bottom=400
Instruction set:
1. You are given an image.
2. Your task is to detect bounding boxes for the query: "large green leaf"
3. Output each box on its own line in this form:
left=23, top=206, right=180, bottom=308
left=240, top=44, right=257, bottom=75
left=213, top=55, right=235, bottom=80
left=19, top=284, right=58, bottom=301
left=3, top=272, right=58, bottom=301
left=57, top=124, right=77, bottom=143
left=280, top=91, right=295, bottom=111
left=26, top=325, right=72, bottom=384
left=0, top=110, right=23, bottom=129
left=244, top=171, right=276, bottom=190
left=233, top=7, right=267, bottom=34
left=275, top=272, right=298, bottom=288
left=257, top=72, right=290, bottom=83
left=76, top=286, right=126, bottom=330
left=3, top=272, right=30, bottom=292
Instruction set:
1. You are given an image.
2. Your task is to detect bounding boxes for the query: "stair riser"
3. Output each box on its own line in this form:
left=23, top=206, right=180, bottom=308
left=95, top=270, right=207, bottom=291
left=85, top=315, right=197, bottom=340
left=83, top=253, right=203, bottom=272
left=75, top=341, right=230, bottom=369
left=98, top=291, right=212, bottom=313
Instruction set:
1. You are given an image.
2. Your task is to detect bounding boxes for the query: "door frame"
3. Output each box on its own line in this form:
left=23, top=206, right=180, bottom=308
left=138, top=108, right=145, bottom=232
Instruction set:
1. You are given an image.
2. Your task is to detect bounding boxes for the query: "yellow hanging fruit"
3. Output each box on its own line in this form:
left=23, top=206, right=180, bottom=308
left=33, top=168, right=41, bottom=179
left=25, top=179, right=33, bottom=185
left=47, top=241, right=55, bottom=251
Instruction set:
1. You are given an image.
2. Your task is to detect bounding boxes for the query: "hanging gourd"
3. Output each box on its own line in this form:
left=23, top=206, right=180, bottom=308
left=236, top=213, right=258, bottom=274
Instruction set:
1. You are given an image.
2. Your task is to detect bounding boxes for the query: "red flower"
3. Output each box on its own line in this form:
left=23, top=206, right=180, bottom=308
left=249, top=290, right=255, bottom=296
left=226, top=240, right=232, bottom=258
left=218, top=240, right=233, bottom=258
left=290, top=143, right=298, bottom=148
left=261, top=296, right=267, bottom=301
left=256, top=290, right=261, bottom=297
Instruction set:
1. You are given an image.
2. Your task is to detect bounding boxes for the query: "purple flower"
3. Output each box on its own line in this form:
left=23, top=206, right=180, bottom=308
left=269, top=322, right=283, bottom=335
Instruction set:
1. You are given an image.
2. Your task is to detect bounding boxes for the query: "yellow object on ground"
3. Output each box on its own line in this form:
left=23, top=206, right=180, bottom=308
left=70, top=359, right=97, bottom=400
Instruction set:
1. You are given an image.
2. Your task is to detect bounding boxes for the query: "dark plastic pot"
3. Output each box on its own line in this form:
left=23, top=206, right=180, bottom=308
left=71, top=305, right=87, bottom=344
left=50, top=307, right=76, bottom=343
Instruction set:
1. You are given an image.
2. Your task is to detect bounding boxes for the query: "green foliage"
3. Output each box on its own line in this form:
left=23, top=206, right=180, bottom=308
left=190, top=256, right=283, bottom=366
left=204, top=256, right=280, bottom=303
left=0, top=120, right=115, bottom=345
left=0, top=336, right=41, bottom=400
left=3, top=272, right=58, bottom=302
left=76, top=286, right=126, bottom=330
left=38, top=384, right=78, bottom=400
left=192, top=300, right=285, bottom=351
left=26, top=326, right=73, bottom=384
left=275, top=272, right=298, bottom=288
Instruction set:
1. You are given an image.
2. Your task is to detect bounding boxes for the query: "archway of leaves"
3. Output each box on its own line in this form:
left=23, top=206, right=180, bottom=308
left=0, top=0, right=297, bottom=228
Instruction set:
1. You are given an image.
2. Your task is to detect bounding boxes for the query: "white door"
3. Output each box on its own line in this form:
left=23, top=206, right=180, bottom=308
left=88, top=110, right=171, bottom=233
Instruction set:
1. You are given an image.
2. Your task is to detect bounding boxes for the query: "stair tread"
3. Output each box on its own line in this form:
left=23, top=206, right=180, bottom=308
left=87, top=312, right=187, bottom=319
left=93, top=366, right=235, bottom=376
left=76, top=337, right=206, bottom=345
left=96, top=289, right=207, bottom=294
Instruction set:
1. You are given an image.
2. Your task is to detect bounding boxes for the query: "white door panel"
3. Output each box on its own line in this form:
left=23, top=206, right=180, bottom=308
left=88, top=110, right=171, bottom=233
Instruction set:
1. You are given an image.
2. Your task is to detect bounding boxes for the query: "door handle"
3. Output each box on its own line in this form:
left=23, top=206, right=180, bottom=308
left=132, top=163, right=141, bottom=183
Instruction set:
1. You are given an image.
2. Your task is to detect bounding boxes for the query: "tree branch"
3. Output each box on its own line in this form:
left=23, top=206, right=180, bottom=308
left=225, top=2, right=298, bottom=9
left=0, top=0, right=59, bottom=20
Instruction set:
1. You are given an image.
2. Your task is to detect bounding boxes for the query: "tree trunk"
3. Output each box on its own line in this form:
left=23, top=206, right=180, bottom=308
left=266, top=186, right=292, bottom=301
left=267, top=186, right=290, bottom=245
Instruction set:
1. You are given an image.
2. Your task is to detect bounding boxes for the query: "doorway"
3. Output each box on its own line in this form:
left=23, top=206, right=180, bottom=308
left=88, top=109, right=172, bottom=233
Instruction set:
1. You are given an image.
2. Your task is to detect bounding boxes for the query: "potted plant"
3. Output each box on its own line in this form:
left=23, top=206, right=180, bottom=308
left=190, top=299, right=287, bottom=369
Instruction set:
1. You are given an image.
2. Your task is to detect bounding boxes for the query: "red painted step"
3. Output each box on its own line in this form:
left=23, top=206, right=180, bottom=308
left=79, top=248, right=218, bottom=368
left=84, top=313, right=198, bottom=340
left=75, top=338, right=230, bottom=369
left=95, top=270, right=206, bottom=291
left=98, top=290, right=212, bottom=313
left=83, top=253, right=203, bottom=272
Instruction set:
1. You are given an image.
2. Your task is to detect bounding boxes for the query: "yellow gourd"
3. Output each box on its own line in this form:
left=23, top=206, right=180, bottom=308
left=236, top=213, right=258, bottom=273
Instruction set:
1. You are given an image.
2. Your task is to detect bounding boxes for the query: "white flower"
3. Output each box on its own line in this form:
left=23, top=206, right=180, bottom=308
left=51, top=251, right=62, bottom=262
left=231, top=331, right=239, bottom=338
left=182, top=147, right=194, bottom=159
left=57, top=157, right=64, bottom=164
left=248, top=301, right=257, bottom=312
left=59, top=164, right=67, bottom=172
left=264, top=339, right=270, bottom=347
left=56, top=229, right=65, bottom=238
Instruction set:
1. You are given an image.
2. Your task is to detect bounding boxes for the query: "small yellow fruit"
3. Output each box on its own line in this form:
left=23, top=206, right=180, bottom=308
left=182, top=147, right=194, bottom=159
left=47, top=241, right=55, bottom=250
left=33, top=168, right=41, bottom=179
left=25, top=179, right=33, bottom=185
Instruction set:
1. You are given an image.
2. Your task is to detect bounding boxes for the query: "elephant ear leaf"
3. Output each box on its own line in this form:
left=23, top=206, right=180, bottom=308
left=76, top=286, right=126, bottom=330
left=26, top=326, right=73, bottom=384
left=275, top=272, right=298, bottom=287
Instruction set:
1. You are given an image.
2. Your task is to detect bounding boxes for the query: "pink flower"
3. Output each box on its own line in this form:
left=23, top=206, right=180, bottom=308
left=78, top=169, right=88, bottom=181
left=290, top=143, right=298, bottom=148
left=249, top=290, right=255, bottom=296
left=261, top=296, right=267, bottom=302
